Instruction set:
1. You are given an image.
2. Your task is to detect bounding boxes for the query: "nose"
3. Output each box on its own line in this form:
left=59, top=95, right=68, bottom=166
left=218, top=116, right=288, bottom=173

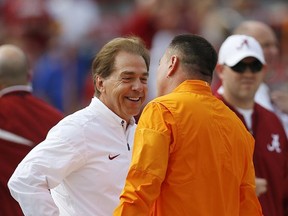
left=132, top=79, right=145, bottom=92
left=243, top=68, right=255, bottom=75
left=266, top=42, right=279, bottom=55
left=264, top=44, right=279, bottom=63
left=271, top=45, right=278, bottom=54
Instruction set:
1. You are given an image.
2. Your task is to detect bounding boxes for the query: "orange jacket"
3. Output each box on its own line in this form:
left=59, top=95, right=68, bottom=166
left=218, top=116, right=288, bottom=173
left=114, top=80, right=262, bottom=216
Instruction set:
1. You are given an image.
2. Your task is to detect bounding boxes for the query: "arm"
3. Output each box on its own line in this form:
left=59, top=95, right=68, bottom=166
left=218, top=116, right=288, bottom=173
left=8, top=123, right=85, bottom=216
left=255, top=177, right=267, bottom=197
left=239, top=135, right=263, bottom=216
left=114, top=102, right=172, bottom=216
left=8, top=163, right=60, bottom=216
left=271, top=90, right=288, bottom=114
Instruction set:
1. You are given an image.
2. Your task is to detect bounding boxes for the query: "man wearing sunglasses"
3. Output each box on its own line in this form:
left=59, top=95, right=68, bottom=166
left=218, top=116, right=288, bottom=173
left=215, top=34, right=288, bottom=216
left=233, top=20, right=288, bottom=138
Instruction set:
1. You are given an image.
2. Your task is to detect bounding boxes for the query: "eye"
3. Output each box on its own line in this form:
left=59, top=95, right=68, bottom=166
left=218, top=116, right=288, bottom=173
left=141, top=77, right=148, bottom=84
left=122, top=77, right=132, bottom=82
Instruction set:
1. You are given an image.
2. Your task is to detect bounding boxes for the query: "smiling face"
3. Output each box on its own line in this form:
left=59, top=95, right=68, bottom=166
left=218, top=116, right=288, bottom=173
left=97, top=51, right=148, bottom=122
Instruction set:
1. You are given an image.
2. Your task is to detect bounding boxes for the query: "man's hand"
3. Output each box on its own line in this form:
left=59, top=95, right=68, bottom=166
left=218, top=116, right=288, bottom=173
left=271, top=90, right=288, bottom=114
left=255, top=177, right=267, bottom=197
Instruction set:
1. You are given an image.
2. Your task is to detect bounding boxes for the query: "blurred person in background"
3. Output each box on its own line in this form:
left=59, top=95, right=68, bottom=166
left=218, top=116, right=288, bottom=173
left=1, top=0, right=67, bottom=112
left=8, top=36, right=150, bottom=216
left=145, top=0, right=186, bottom=104
left=1, top=0, right=101, bottom=114
left=120, top=0, right=159, bottom=49
left=46, top=0, right=102, bottom=112
left=218, top=20, right=288, bottom=136
left=215, top=34, right=288, bottom=216
left=0, top=44, right=63, bottom=216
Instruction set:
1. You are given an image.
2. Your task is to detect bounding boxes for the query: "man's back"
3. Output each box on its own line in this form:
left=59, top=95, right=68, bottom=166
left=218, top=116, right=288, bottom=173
left=153, top=81, right=260, bottom=215
left=0, top=89, right=63, bottom=216
left=116, top=80, right=262, bottom=215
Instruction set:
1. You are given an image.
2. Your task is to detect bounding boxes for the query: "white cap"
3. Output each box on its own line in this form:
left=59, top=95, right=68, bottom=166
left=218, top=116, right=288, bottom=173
left=218, top=34, right=265, bottom=66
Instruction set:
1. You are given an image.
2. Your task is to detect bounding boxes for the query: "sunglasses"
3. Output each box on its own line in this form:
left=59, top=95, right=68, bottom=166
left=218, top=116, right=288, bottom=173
left=229, top=60, right=263, bottom=73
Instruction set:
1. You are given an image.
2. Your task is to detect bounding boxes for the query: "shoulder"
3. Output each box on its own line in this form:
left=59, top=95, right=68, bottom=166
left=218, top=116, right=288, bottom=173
left=49, top=107, right=97, bottom=138
left=254, top=103, right=287, bottom=138
left=19, top=93, right=63, bottom=118
left=254, top=103, right=282, bottom=123
left=151, top=91, right=190, bottom=110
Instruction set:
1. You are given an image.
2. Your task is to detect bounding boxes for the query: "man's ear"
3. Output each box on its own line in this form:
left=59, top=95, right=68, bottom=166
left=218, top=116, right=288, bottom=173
left=167, top=55, right=180, bottom=77
left=27, top=69, right=33, bottom=82
left=95, top=75, right=104, bottom=93
left=262, top=64, right=268, bottom=76
left=215, top=64, right=224, bottom=80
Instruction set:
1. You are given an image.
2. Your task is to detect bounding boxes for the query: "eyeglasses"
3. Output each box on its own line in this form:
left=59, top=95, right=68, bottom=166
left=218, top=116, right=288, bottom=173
left=229, top=60, right=263, bottom=73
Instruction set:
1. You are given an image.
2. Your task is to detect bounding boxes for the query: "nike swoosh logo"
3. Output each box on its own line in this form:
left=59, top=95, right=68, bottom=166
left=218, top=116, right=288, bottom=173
left=108, top=154, right=120, bottom=160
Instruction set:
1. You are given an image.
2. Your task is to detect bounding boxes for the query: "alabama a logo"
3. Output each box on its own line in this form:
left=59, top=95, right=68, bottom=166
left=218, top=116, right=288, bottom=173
left=237, top=39, right=250, bottom=50
left=267, top=134, right=281, bottom=153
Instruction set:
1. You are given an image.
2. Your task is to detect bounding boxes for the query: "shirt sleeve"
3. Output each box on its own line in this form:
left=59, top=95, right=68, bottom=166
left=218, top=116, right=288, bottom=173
left=239, top=133, right=263, bottom=216
left=114, top=102, right=173, bottom=216
left=7, top=121, right=86, bottom=216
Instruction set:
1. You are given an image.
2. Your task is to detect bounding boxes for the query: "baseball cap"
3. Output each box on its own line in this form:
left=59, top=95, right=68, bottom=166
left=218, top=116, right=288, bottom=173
left=218, top=34, right=265, bottom=67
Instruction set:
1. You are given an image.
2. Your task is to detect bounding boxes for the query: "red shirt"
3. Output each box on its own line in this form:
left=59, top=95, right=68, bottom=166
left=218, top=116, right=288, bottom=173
left=0, top=86, right=63, bottom=216
left=217, top=94, right=288, bottom=216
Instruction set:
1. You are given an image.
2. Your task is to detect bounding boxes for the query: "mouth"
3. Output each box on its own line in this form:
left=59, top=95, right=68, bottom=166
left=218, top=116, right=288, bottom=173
left=127, top=97, right=141, bottom=102
left=240, top=79, right=255, bottom=85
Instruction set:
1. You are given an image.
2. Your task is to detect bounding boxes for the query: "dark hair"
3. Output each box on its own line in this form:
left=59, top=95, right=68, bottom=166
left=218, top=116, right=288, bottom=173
left=92, top=36, right=150, bottom=97
left=168, top=34, right=217, bottom=81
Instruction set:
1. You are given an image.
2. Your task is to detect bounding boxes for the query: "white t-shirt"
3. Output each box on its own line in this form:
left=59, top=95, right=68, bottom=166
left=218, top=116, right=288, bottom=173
left=235, top=107, right=253, bottom=133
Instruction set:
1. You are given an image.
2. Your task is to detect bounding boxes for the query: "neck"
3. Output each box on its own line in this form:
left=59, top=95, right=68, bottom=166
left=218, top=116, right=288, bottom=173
left=0, top=85, right=32, bottom=97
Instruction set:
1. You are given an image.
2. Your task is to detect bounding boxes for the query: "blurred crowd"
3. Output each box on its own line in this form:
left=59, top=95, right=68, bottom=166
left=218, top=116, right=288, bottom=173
left=0, top=0, right=287, bottom=115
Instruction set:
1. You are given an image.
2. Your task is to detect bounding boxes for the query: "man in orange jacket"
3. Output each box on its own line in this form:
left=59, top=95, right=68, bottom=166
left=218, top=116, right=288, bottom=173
left=114, top=34, right=262, bottom=215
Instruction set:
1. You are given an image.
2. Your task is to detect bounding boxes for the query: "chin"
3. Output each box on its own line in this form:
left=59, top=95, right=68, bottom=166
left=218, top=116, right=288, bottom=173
left=128, top=109, right=141, bottom=117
